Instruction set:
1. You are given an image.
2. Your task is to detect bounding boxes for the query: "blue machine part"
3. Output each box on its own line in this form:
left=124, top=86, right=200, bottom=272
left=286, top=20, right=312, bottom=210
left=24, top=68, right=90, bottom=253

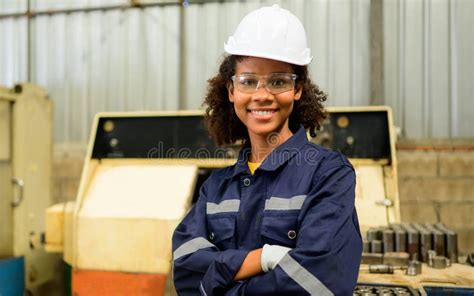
left=422, top=286, right=474, bottom=296
left=0, top=256, right=24, bottom=296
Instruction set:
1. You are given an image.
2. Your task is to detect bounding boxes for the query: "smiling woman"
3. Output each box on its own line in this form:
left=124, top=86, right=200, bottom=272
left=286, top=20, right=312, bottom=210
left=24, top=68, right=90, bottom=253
left=204, top=54, right=326, bottom=147
left=228, top=57, right=301, bottom=155
left=172, top=4, right=363, bottom=296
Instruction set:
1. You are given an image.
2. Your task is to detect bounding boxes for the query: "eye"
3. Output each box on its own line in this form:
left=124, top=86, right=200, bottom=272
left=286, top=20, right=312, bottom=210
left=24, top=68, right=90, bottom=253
left=269, top=78, right=288, bottom=88
left=239, top=78, right=258, bottom=86
left=270, top=79, right=285, bottom=86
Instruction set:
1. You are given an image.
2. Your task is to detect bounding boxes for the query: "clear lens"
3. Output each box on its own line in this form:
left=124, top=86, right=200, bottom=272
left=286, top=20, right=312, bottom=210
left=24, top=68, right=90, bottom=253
left=231, top=73, right=297, bottom=94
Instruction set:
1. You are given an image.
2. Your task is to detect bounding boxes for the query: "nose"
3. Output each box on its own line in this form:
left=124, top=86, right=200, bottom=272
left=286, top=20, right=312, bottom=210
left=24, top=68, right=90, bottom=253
left=252, top=80, right=273, bottom=100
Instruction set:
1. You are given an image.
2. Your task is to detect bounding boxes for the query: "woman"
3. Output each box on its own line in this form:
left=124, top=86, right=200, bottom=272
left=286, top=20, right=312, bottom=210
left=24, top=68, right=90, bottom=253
left=172, top=5, right=362, bottom=295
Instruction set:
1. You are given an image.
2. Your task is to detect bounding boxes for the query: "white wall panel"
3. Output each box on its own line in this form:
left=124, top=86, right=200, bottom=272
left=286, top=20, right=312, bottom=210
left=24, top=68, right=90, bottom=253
left=182, top=1, right=263, bottom=109
left=455, top=0, right=474, bottom=137
left=403, top=0, right=424, bottom=138
left=0, top=0, right=26, bottom=14
left=384, top=0, right=474, bottom=138
left=0, top=17, right=27, bottom=85
left=30, top=0, right=129, bottom=10
left=429, top=0, right=450, bottom=138
left=2, top=0, right=471, bottom=142
left=28, top=6, right=180, bottom=142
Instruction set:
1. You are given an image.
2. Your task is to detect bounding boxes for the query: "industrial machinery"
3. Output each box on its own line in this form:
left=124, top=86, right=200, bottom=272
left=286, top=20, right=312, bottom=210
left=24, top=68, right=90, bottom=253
left=45, top=107, right=474, bottom=295
left=0, top=84, right=58, bottom=295
left=315, top=107, right=474, bottom=294
left=313, top=106, right=401, bottom=231
left=45, top=111, right=235, bottom=295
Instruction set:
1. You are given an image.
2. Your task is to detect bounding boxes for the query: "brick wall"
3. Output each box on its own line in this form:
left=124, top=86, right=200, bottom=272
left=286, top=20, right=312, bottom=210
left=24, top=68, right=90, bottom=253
left=52, top=140, right=474, bottom=255
left=397, top=139, right=474, bottom=255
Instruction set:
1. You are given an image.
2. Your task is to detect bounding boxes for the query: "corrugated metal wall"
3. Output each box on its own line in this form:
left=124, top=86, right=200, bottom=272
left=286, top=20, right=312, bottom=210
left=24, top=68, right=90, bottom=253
left=384, top=0, right=474, bottom=138
left=0, top=0, right=472, bottom=142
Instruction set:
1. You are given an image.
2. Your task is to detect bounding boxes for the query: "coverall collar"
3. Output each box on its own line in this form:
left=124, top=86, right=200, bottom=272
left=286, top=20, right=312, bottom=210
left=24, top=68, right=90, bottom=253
left=228, top=125, right=308, bottom=178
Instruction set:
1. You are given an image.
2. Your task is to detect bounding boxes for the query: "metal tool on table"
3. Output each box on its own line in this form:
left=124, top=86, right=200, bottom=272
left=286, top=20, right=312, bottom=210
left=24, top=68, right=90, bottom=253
left=424, top=224, right=446, bottom=258
left=383, top=252, right=410, bottom=266
left=427, top=250, right=451, bottom=269
left=400, top=224, right=420, bottom=261
left=411, top=223, right=432, bottom=263
left=382, top=228, right=395, bottom=253
left=390, top=224, right=407, bottom=253
left=435, top=223, right=458, bottom=263
left=361, top=264, right=406, bottom=274
left=405, top=260, right=422, bottom=276
left=355, top=283, right=418, bottom=296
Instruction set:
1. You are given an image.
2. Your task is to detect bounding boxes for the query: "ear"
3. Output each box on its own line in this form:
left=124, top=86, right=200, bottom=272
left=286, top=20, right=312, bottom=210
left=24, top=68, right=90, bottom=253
left=227, top=83, right=235, bottom=103
left=294, top=83, right=302, bottom=101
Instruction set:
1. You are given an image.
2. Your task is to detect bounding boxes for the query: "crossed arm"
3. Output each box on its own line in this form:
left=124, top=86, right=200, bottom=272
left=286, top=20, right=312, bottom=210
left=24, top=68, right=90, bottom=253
left=173, top=163, right=360, bottom=295
left=234, top=244, right=292, bottom=280
left=233, top=248, right=263, bottom=280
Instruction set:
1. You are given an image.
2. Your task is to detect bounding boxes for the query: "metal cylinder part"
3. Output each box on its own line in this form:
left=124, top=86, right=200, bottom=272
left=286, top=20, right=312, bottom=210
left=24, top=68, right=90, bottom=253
left=367, top=228, right=378, bottom=241
left=446, top=232, right=458, bottom=263
left=361, top=252, right=383, bottom=265
left=406, top=260, right=422, bottom=276
left=383, top=252, right=410, bottom=266
left=383, top=229, right=395, bottom=253
left=412, top=223, right=432, bottom=263
left=391, top=224, right=408, bottom=252
left=427, top=250, right=437, bottom=267
left=363, top=240, right=371, bottom=253
left=371, top=240, right=383, bottom=253
left=401, top=224, right=420, bottom=260
left=432, top=256, right=449, bottom=269
left=369, top=264, right=394, bottom=274
left=435, top=223, right=458, bottom=263
left=425, top=224, right=446, bottom=257
left=407, top=231, right=420, bottom=261
left=395, top=231, right=407, bottom=252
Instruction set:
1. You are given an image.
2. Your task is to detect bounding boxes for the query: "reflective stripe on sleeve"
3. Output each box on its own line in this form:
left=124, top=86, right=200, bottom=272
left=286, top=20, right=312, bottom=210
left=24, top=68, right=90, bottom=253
left=264, top=195, right=307, bottom=211
left=206, top=199, right=240, bottom=214
left=199, top=282, right=208, bottom=296
left=278, top=253, right=334, bottom=296
left=173, top=237, right=215, bottom=261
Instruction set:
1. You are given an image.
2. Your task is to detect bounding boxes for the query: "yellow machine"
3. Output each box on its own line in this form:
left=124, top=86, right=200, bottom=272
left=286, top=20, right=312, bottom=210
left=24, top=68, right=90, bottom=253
left=0, top=84, right=59, bottom=294
left=45, top=111, right=237, bottom=295
left=45, top=107, right=474, bottom=295
left=315, top=107, right=474, bottom=293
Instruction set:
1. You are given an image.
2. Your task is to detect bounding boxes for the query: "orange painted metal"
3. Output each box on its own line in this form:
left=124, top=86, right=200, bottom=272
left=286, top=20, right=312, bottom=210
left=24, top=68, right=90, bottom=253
left=72, top=269, right=166, bottom=296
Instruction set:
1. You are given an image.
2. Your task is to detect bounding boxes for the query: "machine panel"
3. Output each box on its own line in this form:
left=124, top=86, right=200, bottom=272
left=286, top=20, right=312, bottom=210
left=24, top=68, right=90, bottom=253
left=91, top=116, right=229, bottom=159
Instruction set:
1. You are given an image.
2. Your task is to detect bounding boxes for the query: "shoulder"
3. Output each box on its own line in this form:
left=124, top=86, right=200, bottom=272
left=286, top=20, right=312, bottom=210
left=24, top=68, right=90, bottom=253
left=198, top=163, right=235, bottom=192
left=301, top=142, right=353, bottom=171
left=208, top=164, right=235, bottom=180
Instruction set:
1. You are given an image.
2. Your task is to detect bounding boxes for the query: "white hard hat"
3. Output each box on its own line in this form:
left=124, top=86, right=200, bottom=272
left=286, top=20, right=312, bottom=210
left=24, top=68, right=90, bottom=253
left=224, top=4, right=312, bottom=66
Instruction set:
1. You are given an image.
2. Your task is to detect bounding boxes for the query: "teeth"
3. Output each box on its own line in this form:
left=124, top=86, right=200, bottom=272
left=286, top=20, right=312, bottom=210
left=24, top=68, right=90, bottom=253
left=252, top=110, right=274, bottom=116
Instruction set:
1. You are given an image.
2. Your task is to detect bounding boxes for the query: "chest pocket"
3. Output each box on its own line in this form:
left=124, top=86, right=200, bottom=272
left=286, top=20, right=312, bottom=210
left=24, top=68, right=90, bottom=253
left=207, top=216, right=236, bottom=249
left=206, top=199, right=239, bottom=249
left=261, top=213, right=299, bottom=247
left=260, top=195, right=306, bottom=247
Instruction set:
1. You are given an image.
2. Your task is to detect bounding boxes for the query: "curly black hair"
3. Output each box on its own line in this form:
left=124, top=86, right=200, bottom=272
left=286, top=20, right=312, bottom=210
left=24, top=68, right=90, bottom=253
left=203, top=55, right=327, bottom=146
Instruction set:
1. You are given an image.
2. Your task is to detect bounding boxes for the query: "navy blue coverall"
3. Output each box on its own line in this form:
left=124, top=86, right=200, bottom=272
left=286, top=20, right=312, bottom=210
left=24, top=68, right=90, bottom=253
left=172, top=126, right=362, bottom=295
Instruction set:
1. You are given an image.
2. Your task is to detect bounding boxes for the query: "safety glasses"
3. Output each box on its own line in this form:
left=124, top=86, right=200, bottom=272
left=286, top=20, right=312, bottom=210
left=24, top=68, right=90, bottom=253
left=231, top=73, right=298, bottom=95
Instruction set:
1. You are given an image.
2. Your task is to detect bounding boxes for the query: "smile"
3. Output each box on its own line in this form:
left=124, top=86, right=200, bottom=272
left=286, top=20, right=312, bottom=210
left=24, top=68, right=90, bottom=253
left=249, top=109, right=277, bottom=116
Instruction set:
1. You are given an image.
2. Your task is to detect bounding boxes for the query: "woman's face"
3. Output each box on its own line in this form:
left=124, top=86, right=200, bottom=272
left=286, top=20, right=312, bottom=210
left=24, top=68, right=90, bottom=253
left=228, top=57, right=302, bottom=143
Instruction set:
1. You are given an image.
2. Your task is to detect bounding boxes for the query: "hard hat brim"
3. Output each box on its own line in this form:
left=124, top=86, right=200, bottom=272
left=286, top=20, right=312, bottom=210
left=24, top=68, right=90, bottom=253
left=224, top=46, right=312, bottom=66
